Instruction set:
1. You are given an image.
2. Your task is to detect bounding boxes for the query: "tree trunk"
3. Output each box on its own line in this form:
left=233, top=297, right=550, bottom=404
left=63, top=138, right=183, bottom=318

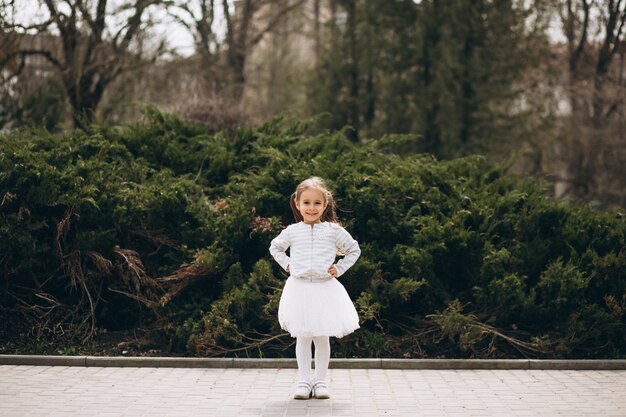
left=459, top=5, right=476, bottom=146
left=346, top=1, right=360, bottom=142
left=314, top=0, right=321, bottom=62
left=421, top=0, right=441, bottom=156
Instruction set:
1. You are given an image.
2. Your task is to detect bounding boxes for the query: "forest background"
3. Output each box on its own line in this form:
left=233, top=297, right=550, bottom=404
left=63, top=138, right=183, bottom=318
left=0, top=0, right=625, bottom=359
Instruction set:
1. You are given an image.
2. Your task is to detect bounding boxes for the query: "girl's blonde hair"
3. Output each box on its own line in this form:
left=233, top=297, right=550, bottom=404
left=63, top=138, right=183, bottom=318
left=289, top=176, right=339, bottom=224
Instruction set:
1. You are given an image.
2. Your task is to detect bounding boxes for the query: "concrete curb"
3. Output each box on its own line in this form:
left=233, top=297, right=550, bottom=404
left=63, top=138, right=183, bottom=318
left=1, top=355, right=626, bottom=370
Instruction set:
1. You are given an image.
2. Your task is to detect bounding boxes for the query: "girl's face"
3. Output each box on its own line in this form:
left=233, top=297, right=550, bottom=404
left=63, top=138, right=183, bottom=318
left=296, top=188, right=327, bottom=224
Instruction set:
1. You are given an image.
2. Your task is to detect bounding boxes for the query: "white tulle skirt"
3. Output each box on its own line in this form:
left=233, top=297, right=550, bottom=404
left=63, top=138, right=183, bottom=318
left=278, top=276, right=360, bottom=338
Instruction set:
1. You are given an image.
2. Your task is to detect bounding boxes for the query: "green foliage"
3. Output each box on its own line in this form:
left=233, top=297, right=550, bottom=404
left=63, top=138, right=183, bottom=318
left=1, top=109, right=625, bottom=358
left=535, top=260, right=588, bottom=321
left=187, top=259, right=284, bottom=356
left=432, top=300, right=486, bottom=352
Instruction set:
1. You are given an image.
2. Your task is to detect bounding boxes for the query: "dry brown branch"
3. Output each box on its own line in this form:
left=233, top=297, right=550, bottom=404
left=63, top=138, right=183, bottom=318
left=112, top=245, right=161, bottom=308
left=426, top=312, right=545, bottom=358
left=107, top=246, right=212, bottom=309
left=49, top=207, right=99, bottom=341
left=87, top=251, right=114, bottom=274
left=107, top=288, right=160, bottom=309
left=7, top=289, right=62, bottom=317
left=0, top=192, right=17, bottom=206
left=474, top=322, right=544, bottom=355
left=249, top=208, right=272, bottom=236
left=156, top=261, right=208, bottom=306
left=129, top=228, right=183, bottom=255
left=55, top=207, right=76, bottom=262
left=66, top=251, right=98, bottom=342
left=194, top=329, right=293, bottom=356
left=113, top=246, right=159, bottom=291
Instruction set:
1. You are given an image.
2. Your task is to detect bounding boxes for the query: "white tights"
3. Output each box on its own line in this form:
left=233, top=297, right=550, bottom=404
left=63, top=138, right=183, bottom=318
left=295, top=336, right=330, bottom=383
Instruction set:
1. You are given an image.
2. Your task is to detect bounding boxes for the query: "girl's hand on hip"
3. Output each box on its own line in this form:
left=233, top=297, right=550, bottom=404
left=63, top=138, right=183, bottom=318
left=328, top=265, right=337, bottom=278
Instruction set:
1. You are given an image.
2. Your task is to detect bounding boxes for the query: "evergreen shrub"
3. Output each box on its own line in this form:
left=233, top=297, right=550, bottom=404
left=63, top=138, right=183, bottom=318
left=1, top=110, right=624, bottom=358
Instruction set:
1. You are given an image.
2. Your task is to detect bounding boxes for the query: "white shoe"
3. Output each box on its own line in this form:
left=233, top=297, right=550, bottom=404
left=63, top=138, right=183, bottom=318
left=313, top=380, right=330, bottom=399
left=293, top=381, right=313, bottom=400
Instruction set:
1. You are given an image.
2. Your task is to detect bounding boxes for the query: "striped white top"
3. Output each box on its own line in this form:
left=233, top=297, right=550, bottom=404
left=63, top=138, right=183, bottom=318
left=269, top=221, right=361, bottom=279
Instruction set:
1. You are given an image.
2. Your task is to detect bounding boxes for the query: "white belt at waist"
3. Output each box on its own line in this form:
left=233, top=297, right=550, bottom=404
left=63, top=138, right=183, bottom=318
left=293, top=271, right=333, bottom=283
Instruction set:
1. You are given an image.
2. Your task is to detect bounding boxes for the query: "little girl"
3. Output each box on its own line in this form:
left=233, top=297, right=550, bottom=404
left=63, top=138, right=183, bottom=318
left=269, top=177, right=361, bottom=400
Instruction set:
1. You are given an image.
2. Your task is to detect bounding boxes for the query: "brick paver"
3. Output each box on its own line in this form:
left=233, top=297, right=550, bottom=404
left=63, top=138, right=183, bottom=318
left=1, top=365, right=625, bottom=417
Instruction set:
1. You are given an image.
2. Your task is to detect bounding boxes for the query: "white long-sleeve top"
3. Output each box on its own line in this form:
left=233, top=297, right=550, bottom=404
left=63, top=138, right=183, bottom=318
left=269, top=221, right=361, bottom=279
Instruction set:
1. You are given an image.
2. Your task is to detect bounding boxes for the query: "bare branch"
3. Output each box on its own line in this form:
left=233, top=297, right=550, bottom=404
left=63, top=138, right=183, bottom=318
left=1, top=48, right=63, bottom=70
left=235, top=0, right=254, bottom=51
left=609, top=1, right=626, bottom=57
left=75, top=0, right=96, bottom=30
left=196, top=0, right=216, bottom=52
left=565, top=0, right=590, bottom=74
left=196, top=332, right=291, bottom=356
left=167, top=8, right=196, bottom=32
left=2, top=19, right=56, bottom=32
left=95, top=0, right=108, bottom=38
left=248, top=0, right=306, bottom=48
left=42, top=0, right=66, bottom=30
left=575, top=0, right=590, bottom=70
left=597, top=0, right=626, bottom=76
left=117, top=0, right=160, bottom=51
left=167, top=0, right=216, bottom=53
left=222, top=0, right=234, bottom=49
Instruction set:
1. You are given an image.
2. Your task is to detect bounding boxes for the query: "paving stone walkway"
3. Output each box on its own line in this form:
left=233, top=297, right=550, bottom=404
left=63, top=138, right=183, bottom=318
left=1, top=365, right=625, bottom=417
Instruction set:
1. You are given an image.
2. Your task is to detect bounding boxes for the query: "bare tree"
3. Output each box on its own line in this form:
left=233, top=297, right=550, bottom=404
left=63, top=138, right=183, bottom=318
left=555, top=0, right=626, bottom=205
left=169, top=0, right=307, bottom=100
left=167, top=0, right=220, bottom=91
left=0, top=0, right=168, bottom=128
left=592, top=0, right=626, bottom=126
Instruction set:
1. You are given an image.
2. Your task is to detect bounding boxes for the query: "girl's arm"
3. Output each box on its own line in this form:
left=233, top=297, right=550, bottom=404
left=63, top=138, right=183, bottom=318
left=269, top=228, right=291, bottom=272
left=334, top=227, right=361, bottom=277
